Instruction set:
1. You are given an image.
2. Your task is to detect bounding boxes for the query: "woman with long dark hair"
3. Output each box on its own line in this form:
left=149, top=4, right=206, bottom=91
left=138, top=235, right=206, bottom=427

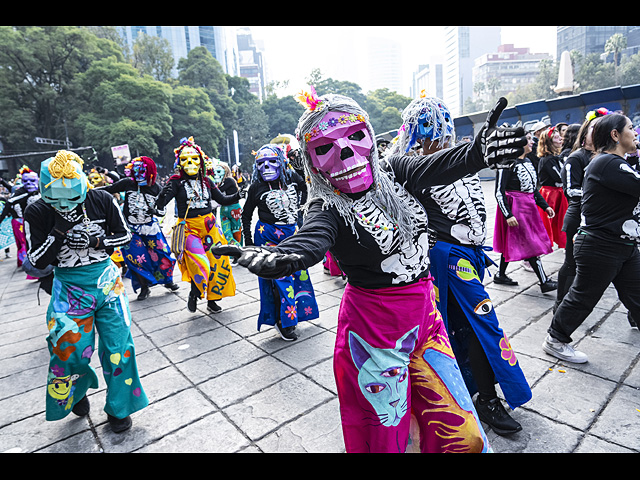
left=544, top=113, right=640, bottom=363
left=554, top=111, right=609, bottom=312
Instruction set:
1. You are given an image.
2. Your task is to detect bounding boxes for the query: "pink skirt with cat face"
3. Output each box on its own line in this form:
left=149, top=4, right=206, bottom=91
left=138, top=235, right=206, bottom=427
left=333, top=278, right=491, bottom=453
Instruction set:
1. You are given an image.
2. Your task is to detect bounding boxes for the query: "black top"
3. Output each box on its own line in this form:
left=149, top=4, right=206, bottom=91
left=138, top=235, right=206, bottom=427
left=24, top=189, right=132, bottom=269
left=561, top=148, right=593, bottom=225
left=495, top=157, right=549, bottom=219
left=538, top=154, right=563, bottom=187
left=156, top=176, right=241, bottom=219
left=268, top=140, right=487, bottom=289
left=0, top=187, right=40, bottom=223
left=580, top=152, right=640, bottom=245
left=100, top=178, right=164, bottom=225
left=241, top=172, right=307, bottom=245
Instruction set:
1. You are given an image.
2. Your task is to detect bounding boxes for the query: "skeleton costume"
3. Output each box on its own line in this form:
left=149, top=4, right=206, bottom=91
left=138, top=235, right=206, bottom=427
left=155, top=137, right=240, bottom=313
left=213, top=89, right=528, bottom=453
left=100, top=156, right=178, bottom=299
left=24, top=151, right=147, bottom=431
left=241, top=144, right=318, bottom=341
left=537, top=127, right=568, bottom=248
left=0, top=167, right=41, bottom=273
left=388, top=93, right=530, bottom=438
left=493, top=151, right=557, bottom=291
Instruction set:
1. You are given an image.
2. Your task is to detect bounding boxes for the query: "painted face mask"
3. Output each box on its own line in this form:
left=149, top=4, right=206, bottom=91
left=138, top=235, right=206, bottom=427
left=306, top=111, right=374, bottom=194
left=22, top=172, right=39, bottom=193
left=88, top=170, right=104, bottom=187
left=124, top=163, right=133, bottom=178
left=40, top=151, right=88, bottom=213
left=254, top=146, right=282, bottom=182
left=179, top=146, right=201, bottom=177
left=213, top=165, right=225, bottom=184
left=132, top=159, right=148, bottom=185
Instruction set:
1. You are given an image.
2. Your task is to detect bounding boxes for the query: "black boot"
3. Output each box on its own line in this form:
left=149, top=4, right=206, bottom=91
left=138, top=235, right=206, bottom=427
left=187, top=282, right=199, bottom=312
left=107, top=414, right=132, bottom=433
left=207, top=299, right=222, bottom=314
left=164, top=282, right=180, bottom=291
left=137, top=285, right=150, bottom=301
left=72, top=395, right=90, bottom=417
left=475, top=397, right=522, bottom=436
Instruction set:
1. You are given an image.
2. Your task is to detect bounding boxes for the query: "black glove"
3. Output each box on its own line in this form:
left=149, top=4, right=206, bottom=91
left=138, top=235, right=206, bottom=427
left=211, top=245, right=302, bottom=279
left=66, top=230, right=100, bottom=250
left=238, top=189, right=247, bottom=199
left=479, top=98, right=526, bottom=169
left=52, top=209, right=84, bottom=240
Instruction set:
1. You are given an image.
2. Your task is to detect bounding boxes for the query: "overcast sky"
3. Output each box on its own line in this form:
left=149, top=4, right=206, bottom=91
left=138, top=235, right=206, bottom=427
left=245, top=26, right=558, bottom=96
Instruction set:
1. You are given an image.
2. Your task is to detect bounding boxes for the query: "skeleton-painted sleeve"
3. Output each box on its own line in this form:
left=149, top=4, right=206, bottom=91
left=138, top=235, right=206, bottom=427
left=24, top=202, right=64, bottom=270
left=494, top=169, right=513, bottom=219
left=387, top=141, right=486, bottom=196
left=241, top=183, right=258, bottom=246
left=100, top=192, right=132, bottom=249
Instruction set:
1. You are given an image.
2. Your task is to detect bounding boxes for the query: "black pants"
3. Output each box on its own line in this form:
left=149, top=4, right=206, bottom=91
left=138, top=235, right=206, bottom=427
left=548, top=233, right=640, bottom=344
left=556, top=216, right=579, bottom=305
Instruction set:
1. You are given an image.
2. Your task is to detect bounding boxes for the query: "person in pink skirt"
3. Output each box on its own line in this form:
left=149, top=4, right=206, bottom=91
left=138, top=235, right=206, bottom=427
left=215, top=88, right=528, bottom=453
left=493, top=132, right=558, bottom=293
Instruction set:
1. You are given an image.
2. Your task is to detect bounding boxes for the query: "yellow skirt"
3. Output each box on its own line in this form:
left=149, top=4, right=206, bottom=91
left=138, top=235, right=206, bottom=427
left=178, top=213, right=236, bottom=301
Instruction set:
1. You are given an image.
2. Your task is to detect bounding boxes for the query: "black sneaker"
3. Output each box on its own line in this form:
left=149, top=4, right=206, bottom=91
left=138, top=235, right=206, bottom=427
left=72, top=395, right=90, bottom=417
left=494, top=274, right=518, bottom=286
left=164, top=282, right=180, bottom=291
left=137, top=285, right=150, bottom=301
left=475, top=397, right=522, bottom=436
left=207, top=300, right=222, bottom=314
left=187, top=292, right=198, bottom=312
left=540, top=279, right=558, bottom=293
left=275, top=321, right=298, bottom=341
left=107, top=414, right=132, bottom=433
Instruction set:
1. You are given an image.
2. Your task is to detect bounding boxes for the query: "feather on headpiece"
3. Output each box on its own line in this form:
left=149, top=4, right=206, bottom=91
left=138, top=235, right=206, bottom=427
left=295, top=85, right=323, bottom=112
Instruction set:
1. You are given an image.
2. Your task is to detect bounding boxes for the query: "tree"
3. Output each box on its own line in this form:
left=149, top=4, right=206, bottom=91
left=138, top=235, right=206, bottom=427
left=605, top=33, right=627, bottom=84
left=131, top=32, right=175, bottom=83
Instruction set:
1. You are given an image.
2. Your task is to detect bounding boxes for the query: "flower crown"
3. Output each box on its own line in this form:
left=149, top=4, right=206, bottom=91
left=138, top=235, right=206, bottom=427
left=586, top=107, right=611, bottom=122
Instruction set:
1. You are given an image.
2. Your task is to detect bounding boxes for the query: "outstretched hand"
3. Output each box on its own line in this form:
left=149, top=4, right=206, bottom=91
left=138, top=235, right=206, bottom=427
left=480, top=98, right=527, bottom=169
left=211, top=245, right=302, bottom=279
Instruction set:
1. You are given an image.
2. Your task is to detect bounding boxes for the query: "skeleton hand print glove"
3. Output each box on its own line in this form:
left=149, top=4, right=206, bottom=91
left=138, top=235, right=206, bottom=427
left=479, top=97, right=526, bottom=169
left=66, top=230, right=100, bottom=250
left=211, top=245, right=302, bottom=279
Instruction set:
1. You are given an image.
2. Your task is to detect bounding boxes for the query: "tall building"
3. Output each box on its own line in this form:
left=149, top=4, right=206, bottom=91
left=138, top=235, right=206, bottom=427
left=472, top=44, right=553, bottom=102
left=236, top=27, right=266, bottom=101
left=367, top=36, right=404, bottom=95
left=557, top=26, right=640, bottom=58
left=118, top=26, right=240, bottom=77
left=411, top=62, right=443, bottom=100
left=443, top=26, right=501, bottom=116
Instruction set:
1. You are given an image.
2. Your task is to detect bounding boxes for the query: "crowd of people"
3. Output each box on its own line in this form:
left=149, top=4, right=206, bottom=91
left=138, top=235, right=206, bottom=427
left=1, top=87, right=638, bottom=452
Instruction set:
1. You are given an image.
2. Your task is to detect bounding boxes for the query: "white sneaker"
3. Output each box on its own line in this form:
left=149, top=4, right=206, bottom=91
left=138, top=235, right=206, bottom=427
left=542, top=334, right=588, bottom=364
left=521, top=260, right=533, bottom=272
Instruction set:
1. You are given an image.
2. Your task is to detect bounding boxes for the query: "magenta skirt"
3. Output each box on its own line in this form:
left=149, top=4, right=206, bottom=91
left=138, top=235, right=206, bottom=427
left=333, top=278, right=490, bottom=453
left=493, top=190, right=552, bottom=262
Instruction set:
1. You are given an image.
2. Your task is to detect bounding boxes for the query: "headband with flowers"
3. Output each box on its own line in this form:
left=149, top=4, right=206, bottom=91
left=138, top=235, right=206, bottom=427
left=586, top=107, right=612, bottom=122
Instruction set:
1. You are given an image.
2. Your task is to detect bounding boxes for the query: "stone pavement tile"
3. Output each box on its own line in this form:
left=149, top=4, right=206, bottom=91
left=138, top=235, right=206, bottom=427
left=0, top=410, right=90, bottom=453
left=0, top=387, right=43, bottom=427
left=256, top=398, right=345, bottom=453
left=303, top=358, right=337, bottom=394
left=624, top=360, right=640, bottom=389
left=97, top=388, right=217, bottom=453
left=574, top=434, right=637, bottom=453
left=198, top=355, right=296, bottom=409
left=135, top=411, right=251, bottom=453
left=222, top=373, right=334, bottom=442
left=485, top=409, right=581, bottom=453
left=589, top=384, right=640, bottom=451
left=158, top=325, right=243, bottom=363
left=174, top=338, right=268, bottom=384
left=37, top=429, right=103, bottom=453
left=525, top=366, right=617, bottom=431
left=570, top=335, right=639, bottom=383
left=272, top=330, right=336, bottom=370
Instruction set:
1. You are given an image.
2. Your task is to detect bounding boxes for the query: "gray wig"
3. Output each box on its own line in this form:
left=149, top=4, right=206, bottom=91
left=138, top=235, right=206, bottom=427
left=295, top=93, right=417, bottom=244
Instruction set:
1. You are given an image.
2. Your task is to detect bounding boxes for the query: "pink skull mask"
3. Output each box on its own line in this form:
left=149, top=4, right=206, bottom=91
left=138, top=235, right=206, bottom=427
left=306, top=111, right=374, bottom=194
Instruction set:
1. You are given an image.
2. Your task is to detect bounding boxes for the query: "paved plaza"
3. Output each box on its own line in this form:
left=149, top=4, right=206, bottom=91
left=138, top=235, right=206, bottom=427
left=1, top=180, right=639, bottom=453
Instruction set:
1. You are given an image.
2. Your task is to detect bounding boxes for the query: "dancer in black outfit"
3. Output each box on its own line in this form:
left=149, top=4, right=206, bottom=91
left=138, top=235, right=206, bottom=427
left=544, top=113, right=640, bottom=363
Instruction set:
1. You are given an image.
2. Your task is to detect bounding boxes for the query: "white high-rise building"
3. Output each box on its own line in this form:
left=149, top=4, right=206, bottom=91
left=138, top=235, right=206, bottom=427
left=118, top=26, right=240, bottom=78
left=443, top=26, right=501, bottom=116
left=366, top=36, right=404, bottom=95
